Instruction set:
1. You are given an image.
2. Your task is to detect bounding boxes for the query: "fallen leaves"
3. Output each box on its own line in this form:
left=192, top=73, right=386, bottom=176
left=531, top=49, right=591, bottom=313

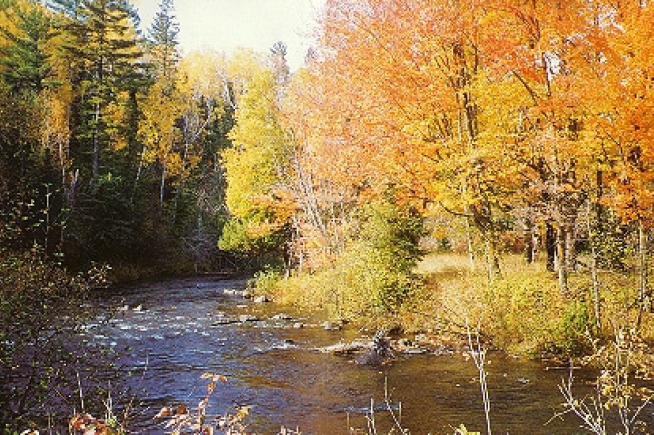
left=69, top=413, right=122, bottom=435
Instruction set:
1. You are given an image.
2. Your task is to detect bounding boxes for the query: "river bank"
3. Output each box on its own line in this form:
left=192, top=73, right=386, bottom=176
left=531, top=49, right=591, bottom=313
left=79, top=276, right=628, bottom=434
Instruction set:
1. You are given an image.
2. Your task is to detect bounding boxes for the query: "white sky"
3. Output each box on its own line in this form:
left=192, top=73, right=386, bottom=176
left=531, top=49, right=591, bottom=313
left=131, top=0, right=325, bottom=70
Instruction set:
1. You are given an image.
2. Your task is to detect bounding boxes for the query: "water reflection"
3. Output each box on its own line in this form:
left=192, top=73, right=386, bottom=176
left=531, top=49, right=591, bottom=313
left=85, top=278, right=633, bottom=434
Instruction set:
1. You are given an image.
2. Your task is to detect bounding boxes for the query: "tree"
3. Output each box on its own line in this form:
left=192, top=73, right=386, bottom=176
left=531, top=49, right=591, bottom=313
left=0, top=0, right=56, bottom=94
left=219, top=53, right=294, bottom=260
left=296, top=0, right=517, bottom=278
left=269, top=40, right=290, bottom=85
left=146, top=0, right=179, bottom=83
left=580, top=1, right=654, bottom=322
left=52, top=0, right=143, bottom=181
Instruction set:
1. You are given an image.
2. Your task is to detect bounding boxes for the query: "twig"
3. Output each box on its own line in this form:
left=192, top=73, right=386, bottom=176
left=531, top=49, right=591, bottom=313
left=383, top=377, right=408, bottom=434
left=366, top=397, right=377, bottom=435
left=77, top=371, right=85, bottom=413
left=465, top=319, right=492, bottom=435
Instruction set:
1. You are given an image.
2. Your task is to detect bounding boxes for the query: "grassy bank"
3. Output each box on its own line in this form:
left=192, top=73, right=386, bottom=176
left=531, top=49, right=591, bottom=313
left=253, top=252, right=654, bottom=358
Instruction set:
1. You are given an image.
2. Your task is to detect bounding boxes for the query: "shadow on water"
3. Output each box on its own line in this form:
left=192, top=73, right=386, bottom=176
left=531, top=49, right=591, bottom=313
left=85, top=278, right=645, bottom=434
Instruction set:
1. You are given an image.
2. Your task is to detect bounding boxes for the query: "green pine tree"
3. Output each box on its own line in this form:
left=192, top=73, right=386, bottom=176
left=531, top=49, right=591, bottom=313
left=147, top=0, right=179, bottom=83
left=0, top=0, right=56, bottom=94
left=50, top=0, right=143, bottom=180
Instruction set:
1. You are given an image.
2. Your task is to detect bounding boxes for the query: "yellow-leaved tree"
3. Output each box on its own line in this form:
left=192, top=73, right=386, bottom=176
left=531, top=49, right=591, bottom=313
left=219, top=49, right=295, bottom=260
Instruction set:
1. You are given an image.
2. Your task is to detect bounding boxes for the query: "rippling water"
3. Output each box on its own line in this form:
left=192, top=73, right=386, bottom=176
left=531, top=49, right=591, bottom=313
left=83, top=277, right=642, bottom=434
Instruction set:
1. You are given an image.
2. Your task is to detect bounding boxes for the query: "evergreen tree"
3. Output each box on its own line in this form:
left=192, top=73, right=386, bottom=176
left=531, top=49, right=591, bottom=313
left=0, top=0, right=56, bottom=94
left=147, top=0, right=179, bottom=83
left=50, top=0, right=143, bottom=181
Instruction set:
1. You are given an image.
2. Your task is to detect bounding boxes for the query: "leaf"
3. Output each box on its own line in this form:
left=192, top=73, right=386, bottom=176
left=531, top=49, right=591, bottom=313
left=154, top=406, right=173, bottom=418
left=235, top=405, right=251, bottom=421
left=201, top=372, right=229, bottom=384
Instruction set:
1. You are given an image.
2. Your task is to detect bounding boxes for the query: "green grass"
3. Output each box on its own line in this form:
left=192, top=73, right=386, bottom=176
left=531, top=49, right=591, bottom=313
left=411, top=252, right=654, bottom=355
left=255, top=251, right=654, bottom=356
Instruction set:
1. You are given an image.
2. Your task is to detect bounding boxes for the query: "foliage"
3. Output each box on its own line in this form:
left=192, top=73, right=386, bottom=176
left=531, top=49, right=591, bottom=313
left=0, top=250, right=112, bottom=430
left=410, top=254, right=603, bottom=355
left=52, top=0, right=144, bottom=180
left=146, top=0, right=179, bottom=82
left=153, top=373, right=251, bottom=434
left=3, top=4, right=654, bottom=431
left=64, top=175, right=136, bottom=267
left=260, top=199, right=425, bottom=325
left=219, top=54, right=294, bottom=260
left=0, top=0, right=56, bottom=94
left=481, top=270, right=565, bottom=354
left=553, top=301, right=594, bottom=356
left=559, top=328, right=654, bottom=435
left=341, top=200, right=425, bottom=316
left=248, top=266, right=284, bottom=296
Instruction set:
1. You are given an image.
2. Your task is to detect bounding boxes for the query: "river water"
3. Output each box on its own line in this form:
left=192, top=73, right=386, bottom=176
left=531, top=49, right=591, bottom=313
left=84, top=277, right=621, bottom=434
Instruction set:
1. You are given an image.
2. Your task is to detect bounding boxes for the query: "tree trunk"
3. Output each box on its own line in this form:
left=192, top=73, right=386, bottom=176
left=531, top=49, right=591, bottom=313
left=587, top=203, right=601, bottom=330
left=565, top=221, right=577, bottom=272
left=466, top=218, right=475, bottom=271
left=486, top=229, right=501, bottom=282
left=92, top=101, right=101, bottom=180
left=636, top=219, right=649, bottom=329
left=133, top=147, right=145, bottom=202
left=546, top=222, right=556, bottom=272
left=523, top=218, right=534, bottom=264
left=160, top=164, right=166, bottom=207
left=557, top=224, right=569, bottom=297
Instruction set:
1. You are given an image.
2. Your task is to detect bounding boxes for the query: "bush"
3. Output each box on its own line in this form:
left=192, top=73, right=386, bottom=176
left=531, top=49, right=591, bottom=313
left=551, top=301, right=593, bottom=355
left=249, top=266, right=284, bottom=295
left=260, top=199, right=425, bottom=327
left=476, top=269, right=589, bottom=355
left=0, top=251, right=112, bottom=431
left=482, top=271, right=562, bottom=353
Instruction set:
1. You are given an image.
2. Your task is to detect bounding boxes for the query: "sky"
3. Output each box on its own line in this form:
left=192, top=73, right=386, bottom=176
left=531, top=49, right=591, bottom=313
left=131, top=0, right=326, bottom=70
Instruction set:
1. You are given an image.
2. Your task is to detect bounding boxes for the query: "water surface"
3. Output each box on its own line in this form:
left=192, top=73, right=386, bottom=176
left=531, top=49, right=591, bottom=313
left=85, top=277, right=626, bottom=434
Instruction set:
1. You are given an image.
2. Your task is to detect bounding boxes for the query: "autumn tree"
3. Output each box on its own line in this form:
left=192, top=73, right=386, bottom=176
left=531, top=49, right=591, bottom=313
left=219, top=50, right=294, bottom=262
left=138, top=0, right=181, bottom=202
left=578, top=0, right=654, bottom=322
left=292, top=0, right=521, bottom=279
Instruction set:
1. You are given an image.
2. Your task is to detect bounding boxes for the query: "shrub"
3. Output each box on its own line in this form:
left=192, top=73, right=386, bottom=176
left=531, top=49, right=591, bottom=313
left=0, top=251, right=111, bottom=431
left=259, top=199, right=426, bottom=326
left=551, top=301, right=593, bottom=355
left=482, top=271, right=561, bottom=353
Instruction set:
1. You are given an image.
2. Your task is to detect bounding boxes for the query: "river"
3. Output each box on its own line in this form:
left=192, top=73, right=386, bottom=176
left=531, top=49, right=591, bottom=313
left=83, top=277, right=625, bottom=434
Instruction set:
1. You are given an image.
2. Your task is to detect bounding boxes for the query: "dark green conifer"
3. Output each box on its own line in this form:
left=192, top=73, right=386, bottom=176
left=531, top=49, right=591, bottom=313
left=147, top=0, right=179, bottom=82
left=0, top=1, right=55, bottom=93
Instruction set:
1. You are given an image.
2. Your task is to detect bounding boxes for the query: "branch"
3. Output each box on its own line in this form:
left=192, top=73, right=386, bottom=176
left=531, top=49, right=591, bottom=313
left=511, top=70, right=539, bottom=105
left=438, top=200, right=475, bottom=218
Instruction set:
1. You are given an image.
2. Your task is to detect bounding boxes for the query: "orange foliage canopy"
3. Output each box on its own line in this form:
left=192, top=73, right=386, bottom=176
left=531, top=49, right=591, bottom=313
left=284, top=0, right=654, bottom=230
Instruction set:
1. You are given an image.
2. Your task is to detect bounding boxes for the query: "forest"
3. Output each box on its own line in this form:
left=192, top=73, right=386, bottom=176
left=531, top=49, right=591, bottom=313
left=0, top=0, right=653, bottom=432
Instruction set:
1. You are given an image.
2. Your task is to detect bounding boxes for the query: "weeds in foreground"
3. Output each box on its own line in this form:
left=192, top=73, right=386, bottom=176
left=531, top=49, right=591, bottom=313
left=346, top=378, right=409, bottom=435
left=153, top=373, right=251, bottom=434
left=554, top=327, right=654, bottom=435
left=465, top=321, right=492, bottom=435
left=19, top=372, right=307, bottom=435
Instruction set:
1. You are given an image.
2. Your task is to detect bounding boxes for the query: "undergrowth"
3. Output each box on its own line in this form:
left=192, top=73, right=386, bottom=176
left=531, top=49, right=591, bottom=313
left=253, top=252, right=654, bottom=359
